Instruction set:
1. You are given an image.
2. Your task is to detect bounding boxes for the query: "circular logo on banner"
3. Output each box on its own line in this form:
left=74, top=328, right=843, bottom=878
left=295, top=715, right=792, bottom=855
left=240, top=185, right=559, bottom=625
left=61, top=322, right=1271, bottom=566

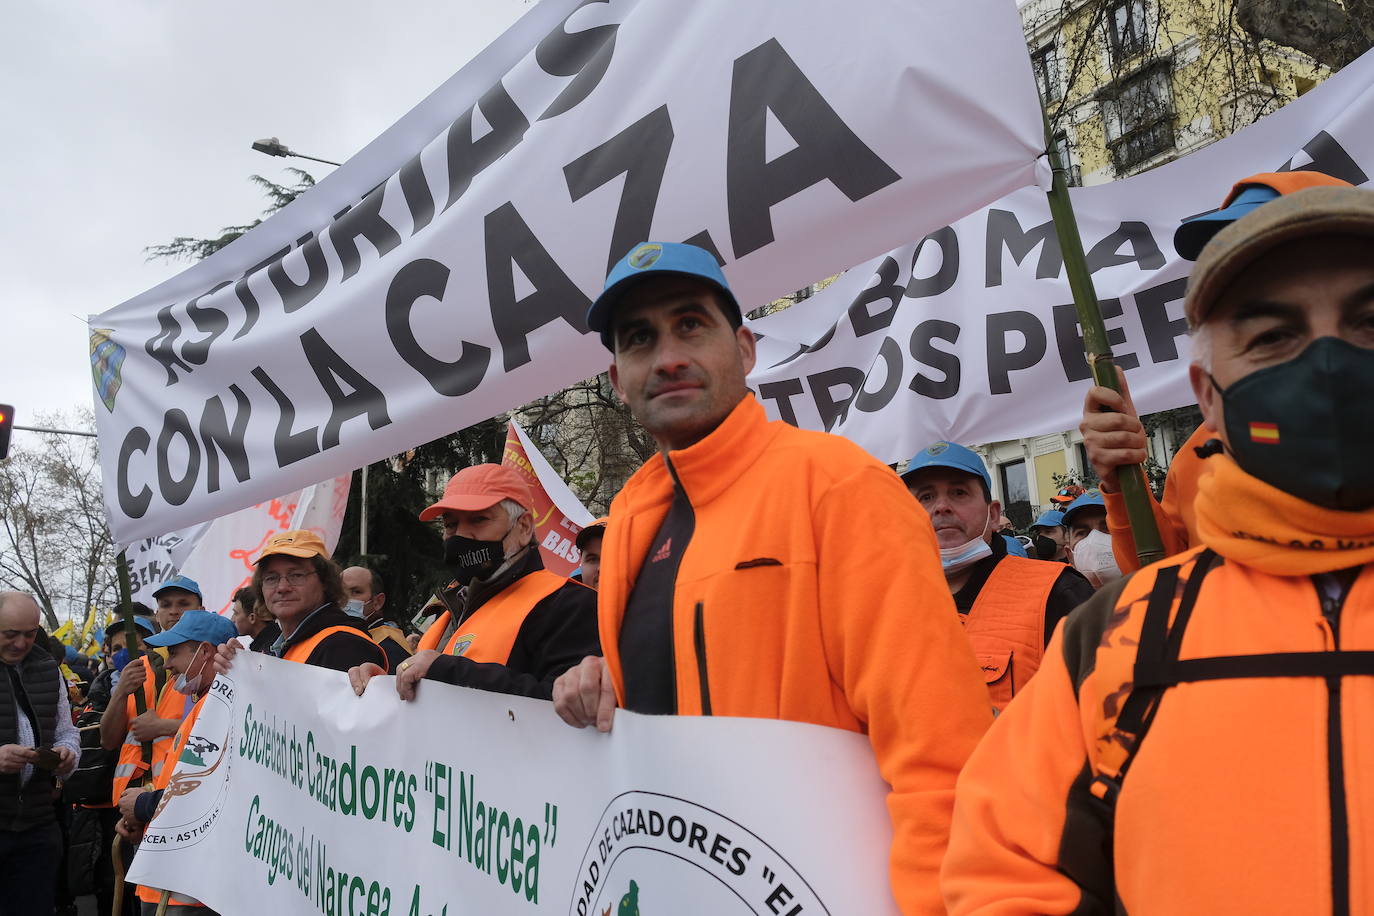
left=143, top=675, right=236, bottom=852
left=628, top=244, right=663, bottom=270
left=568, top=792, right=828, bottom=916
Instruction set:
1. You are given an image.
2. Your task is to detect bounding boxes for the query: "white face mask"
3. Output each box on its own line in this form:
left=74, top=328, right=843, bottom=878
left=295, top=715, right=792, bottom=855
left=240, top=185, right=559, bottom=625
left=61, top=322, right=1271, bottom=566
left=939, top=513, right=994, bottom=575
left=175, top=647, right=211, bottom=695
left=343, top=598, right=367, bottom=619
left=1072, top=528, right=1122, bottom=588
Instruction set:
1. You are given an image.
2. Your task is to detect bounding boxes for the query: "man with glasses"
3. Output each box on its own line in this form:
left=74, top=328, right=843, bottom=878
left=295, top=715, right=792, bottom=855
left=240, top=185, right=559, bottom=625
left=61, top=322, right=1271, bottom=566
left=215, top=530, right=385, bottom=674
left=0, top=591, right=80, bottom=915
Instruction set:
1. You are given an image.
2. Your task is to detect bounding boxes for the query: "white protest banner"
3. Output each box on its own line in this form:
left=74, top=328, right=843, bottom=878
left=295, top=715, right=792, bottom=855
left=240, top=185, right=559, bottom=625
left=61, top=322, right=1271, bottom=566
left=127, top=654, right=898, bottom=915
left=124, top=523, right=211, bottom=607
left=747, top=50, right=1374, bottom=463
left=90, top=0, right=1046, bottom=544
left=177, top=474, right=351, bottom=615
left=503, top=420, right=596, bottom=578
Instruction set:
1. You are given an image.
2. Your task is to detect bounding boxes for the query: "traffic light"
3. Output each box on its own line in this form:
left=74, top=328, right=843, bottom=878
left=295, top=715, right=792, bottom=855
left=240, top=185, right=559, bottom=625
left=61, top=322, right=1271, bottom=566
left=0, top=405, right=12, bottom=459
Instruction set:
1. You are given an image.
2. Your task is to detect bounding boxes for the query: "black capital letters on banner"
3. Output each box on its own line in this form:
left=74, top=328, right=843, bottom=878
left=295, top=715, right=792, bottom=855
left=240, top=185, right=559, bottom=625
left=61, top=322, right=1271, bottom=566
left=986, top=311, right=1047, bottom=395
left=156, top=409, right=201, bottom=508
left=399, top=152, right=436, bottom=236
left=1279, top=130, right=1369, bottom=185
left=855, top=337, right=903, bottom=413
left=330, top=182, right=404, bottom=282
left=267, top=232, right=331, bottom=314
left=233, top=245, right=293, bottom=340
left=299, top=328, right=393, bottom=450
left=905, top=227, right=960, bottom=299
left=146, top=305, right=194, bottom=386
left=536, top=0, right=620, bottom=121
left=386, top=259, right=492, bottom=397
left=117, top=427, right=153, bottom=519
left=758, top=379, right=805, bottom=426
left=806, top=367, right=864, bottom=431
left=1086, top=222, right=1165, bottom=274
left=984, top=210, right=1062, bottom=287
left=250, top=367, right=320, bottom=467
left=909, top=320, right=962, bottom=399
left=199, top=384, right=252, bottom=494
left=182, top=281, right=232, bottom=366
left=1052, top=299, right=1138, bottom=382
left=765, top=321, right=839, bottom=370
left=848, top=257, right=903, bottom=337
left=444, top=84, right=530, bottom=212
left=726, top=38, right=901, bottom=258
left=1135, top=277, right=1190, bottom=363
left=565, top=106, right=675, bottom=275
left=485, top=202, right=591, bottom=372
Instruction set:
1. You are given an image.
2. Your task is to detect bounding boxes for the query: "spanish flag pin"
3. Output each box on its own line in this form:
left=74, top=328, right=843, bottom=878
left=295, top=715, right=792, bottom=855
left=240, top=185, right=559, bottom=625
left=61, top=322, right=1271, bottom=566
left=1249, top=421, right=1280, bottom=444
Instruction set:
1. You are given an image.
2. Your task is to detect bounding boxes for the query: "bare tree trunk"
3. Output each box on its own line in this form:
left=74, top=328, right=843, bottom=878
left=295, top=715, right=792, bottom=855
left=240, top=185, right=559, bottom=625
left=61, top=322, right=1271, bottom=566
left=1235, top=0, right=1374, bottom=70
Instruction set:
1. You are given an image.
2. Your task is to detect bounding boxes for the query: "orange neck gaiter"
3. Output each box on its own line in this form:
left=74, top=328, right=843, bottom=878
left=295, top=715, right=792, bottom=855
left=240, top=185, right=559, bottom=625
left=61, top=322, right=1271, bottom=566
left=1195, top=452, right=1374, bottom=575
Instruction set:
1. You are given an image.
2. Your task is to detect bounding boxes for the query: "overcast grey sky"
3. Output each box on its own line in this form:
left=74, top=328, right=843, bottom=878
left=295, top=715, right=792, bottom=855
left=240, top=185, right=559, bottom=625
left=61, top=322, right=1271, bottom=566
left=1, top=0, right=525, bottom=433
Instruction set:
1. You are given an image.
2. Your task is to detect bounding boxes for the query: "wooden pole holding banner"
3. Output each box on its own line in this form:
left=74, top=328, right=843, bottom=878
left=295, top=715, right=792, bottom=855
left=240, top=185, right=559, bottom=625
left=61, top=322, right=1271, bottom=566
left=1041, top=114, right=1165, bottom=568
left=112, top=549, right=154, bottom=915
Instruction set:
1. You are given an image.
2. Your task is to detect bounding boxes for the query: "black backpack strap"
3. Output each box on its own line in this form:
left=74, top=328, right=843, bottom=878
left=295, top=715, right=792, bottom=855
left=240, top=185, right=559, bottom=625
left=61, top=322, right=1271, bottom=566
left=1089, top=549, right=1218, bottom=808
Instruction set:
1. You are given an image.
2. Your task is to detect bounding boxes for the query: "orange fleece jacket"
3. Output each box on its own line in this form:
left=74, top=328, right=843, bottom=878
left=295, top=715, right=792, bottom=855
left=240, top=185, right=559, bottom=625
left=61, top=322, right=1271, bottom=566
left=942, top=548, right=1374, bottom=915
left=600, top=395, right=992, bottom=915
left=1105, top=423, right=1210, bottom=572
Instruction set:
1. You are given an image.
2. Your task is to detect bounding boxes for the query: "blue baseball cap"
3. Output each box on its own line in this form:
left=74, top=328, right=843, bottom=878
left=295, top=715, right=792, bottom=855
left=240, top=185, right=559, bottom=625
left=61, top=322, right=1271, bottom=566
left=152, top=575, right=203, bottom=602
left=585, top=241, right=742, bottom=350
left=97, top=617, right=156, bottom=643
left=900, top=441, right=992, bottom=494
left=1031, top=509, right=1065, bottom=530
left=1173, top=171, right=1353, bottom=260
left=144, top=610, right=238, bottom=648
left=1062, top=489, right=1106, bottom=528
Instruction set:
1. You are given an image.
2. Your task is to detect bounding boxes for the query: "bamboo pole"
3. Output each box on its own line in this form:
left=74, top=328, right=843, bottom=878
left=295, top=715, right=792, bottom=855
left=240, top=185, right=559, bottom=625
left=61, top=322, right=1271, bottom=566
left=1041, top=117, right=1165, bottom=568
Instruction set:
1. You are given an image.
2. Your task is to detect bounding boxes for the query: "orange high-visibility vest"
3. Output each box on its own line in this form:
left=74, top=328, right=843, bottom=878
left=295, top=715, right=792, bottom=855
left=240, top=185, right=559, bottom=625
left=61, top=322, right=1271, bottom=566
left=962, top=555, right=1062, bottom=711
left=110, top=655, right=185, bottom=806
left=136, top=694, right=209, bottom=908
left=282, top=625, right=386, bottom=671
left=417, top=571, right=567, bottom=663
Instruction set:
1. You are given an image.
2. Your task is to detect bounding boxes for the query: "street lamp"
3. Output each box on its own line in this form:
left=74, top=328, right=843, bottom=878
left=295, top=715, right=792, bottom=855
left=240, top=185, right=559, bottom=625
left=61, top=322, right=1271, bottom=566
left=250, top=137, right=342, bottom=167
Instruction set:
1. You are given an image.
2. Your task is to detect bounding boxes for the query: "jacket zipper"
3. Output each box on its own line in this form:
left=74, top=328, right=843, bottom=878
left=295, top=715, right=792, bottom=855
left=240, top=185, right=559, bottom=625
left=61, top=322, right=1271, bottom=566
left=1319, top=582, right=1350, bottom=916
left=693, top=602, right=712, bottom=716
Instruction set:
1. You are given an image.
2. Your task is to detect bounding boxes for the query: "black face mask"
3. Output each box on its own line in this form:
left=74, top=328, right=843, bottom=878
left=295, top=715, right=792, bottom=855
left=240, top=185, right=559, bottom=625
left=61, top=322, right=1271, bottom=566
left=1213, top=336, right=1374, bottom=511
left=1033, top=534, right=1061, bottom=561
left=443, top=534, right=507, bottom=585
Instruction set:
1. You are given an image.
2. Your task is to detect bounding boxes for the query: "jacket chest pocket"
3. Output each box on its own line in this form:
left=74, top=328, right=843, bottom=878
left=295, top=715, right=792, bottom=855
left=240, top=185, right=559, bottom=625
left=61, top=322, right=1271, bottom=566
left=977, top=650, right=1012, bottom=686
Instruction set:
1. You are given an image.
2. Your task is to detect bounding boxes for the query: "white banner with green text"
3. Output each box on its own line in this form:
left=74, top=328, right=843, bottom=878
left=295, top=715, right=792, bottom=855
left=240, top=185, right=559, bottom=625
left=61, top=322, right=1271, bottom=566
left=127, top=653, right=898, bottom=915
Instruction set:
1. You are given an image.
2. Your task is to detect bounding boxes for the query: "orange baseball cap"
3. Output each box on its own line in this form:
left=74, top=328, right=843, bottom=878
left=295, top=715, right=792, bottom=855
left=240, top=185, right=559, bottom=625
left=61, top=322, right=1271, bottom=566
left=418, top=464, right=534, bottom=522
left=575, top=517, right=609, bottom=550
left=255, top=529, right=330, bottom=563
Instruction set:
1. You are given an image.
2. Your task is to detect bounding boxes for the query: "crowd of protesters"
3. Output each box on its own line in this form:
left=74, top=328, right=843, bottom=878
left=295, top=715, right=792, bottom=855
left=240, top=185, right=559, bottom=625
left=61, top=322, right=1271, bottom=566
left=5, top=171, right=1372, bottom=914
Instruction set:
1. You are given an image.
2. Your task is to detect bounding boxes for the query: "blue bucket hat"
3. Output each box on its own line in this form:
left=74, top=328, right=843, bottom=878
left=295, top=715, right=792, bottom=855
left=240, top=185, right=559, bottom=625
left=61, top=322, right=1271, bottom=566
left=1031, top=509, right=1066, bottom=530
left=151, top=575, right=203, bottom=602
left=900, top=441, right=992, bottom=494
left=585, top=241, right=742, bottom=350
left=143, top=610, right=238, bottom=649
left=1062, top=489, right=1106, bottom=529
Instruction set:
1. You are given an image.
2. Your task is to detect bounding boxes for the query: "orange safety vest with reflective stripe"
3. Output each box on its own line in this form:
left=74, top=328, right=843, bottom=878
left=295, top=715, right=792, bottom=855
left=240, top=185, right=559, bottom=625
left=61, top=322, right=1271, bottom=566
left=110, top=654, right=186, bottom=806
left=417, top=571, right=567, bottom=663
left=282, top=625, right=387, bottom=671
left=136, top=693, right=209, bottom=908
left=962, top=556, right=1062, bottom=711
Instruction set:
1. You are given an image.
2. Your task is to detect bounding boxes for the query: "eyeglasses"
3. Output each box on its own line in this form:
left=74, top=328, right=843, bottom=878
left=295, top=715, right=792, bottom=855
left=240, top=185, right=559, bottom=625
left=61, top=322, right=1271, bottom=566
left=261, top=570, right=318, bottom=590
left=0, top=628, right=39, bottom=640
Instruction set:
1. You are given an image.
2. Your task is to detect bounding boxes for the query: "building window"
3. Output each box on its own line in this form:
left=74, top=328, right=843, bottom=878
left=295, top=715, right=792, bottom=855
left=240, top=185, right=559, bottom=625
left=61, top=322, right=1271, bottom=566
left=1103, top=64, right=1174, bottom=172
left=1032, top=43, right=1061, bottom=104
left=1052, top=131, right=1081, bottom=186
left=1108, top=0, right=1150, bottom=64
left=1075, top=444, right=1102, bottom=486
left=999, top=459, right=1032, bottom=531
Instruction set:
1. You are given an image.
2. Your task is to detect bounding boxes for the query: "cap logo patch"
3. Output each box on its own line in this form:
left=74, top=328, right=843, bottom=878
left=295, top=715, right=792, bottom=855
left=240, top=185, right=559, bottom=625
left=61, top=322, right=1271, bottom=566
left=927, top=442, right=949, bottom=456
left=628, top=243, right=662, bottom=270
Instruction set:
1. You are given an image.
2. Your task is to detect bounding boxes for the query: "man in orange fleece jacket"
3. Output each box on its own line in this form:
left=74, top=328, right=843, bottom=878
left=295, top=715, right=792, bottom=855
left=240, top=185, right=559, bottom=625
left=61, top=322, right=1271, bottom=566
left=942, top=184, right=1374, bottom=914
left=552, top=241, right=992, bottom=914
